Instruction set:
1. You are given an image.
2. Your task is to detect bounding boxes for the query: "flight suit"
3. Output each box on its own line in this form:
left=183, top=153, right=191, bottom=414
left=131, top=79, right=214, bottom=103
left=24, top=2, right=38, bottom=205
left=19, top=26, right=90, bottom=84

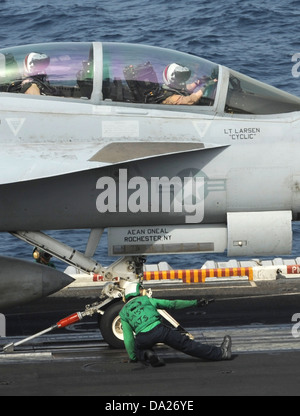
left=119, top=295, right=223, bottom=362
left=161, top=89, right=203, bottom=105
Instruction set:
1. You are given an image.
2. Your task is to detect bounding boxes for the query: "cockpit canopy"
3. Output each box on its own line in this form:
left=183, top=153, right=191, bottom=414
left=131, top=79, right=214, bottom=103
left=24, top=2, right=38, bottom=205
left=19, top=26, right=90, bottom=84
left=0, top=41, right=299, bottom=115
left=101, top=42, right=218, bottom=106
left=0, top=42, right=93, bottom=98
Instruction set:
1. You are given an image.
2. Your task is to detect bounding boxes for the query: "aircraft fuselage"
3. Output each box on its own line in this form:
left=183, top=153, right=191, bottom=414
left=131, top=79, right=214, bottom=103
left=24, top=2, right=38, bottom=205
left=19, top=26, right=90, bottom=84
left=0, top=94, right=299, bottom=230
left=0, top=41, right=299, bottom=259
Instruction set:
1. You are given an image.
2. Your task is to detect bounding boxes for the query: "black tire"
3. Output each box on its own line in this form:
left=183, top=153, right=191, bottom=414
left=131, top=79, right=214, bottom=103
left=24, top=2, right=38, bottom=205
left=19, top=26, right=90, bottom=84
left=98, top=301, right=125, bottom=349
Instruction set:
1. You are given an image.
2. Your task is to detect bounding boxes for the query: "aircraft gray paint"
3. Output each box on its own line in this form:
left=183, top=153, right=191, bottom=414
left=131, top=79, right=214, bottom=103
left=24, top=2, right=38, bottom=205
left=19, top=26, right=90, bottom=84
left=0, top=256, right=74, bottom=309
left=0, top=41, right=300, bottom=314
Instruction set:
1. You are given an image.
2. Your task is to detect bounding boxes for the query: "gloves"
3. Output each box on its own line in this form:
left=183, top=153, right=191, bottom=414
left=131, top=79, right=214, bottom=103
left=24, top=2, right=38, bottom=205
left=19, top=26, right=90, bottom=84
left=197, top=298, right=215, bottom=307
left=200, top=79, right=217, bottom=93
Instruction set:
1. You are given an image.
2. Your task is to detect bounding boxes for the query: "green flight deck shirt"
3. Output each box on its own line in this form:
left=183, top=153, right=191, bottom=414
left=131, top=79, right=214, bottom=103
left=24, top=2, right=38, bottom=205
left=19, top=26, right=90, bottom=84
left=119, top=296, right=197, bottom=361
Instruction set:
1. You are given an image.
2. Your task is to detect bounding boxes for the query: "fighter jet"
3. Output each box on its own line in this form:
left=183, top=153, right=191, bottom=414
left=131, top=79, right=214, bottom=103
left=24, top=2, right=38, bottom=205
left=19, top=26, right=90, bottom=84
left=0, top=41, right=300, bottom=346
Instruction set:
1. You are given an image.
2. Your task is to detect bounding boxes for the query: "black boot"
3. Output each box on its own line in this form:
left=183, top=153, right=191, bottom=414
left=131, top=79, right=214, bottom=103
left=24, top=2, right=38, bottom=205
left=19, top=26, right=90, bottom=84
left=221, top=335, right=232, bottom=360
left=144, top=350, right=165, bottom=367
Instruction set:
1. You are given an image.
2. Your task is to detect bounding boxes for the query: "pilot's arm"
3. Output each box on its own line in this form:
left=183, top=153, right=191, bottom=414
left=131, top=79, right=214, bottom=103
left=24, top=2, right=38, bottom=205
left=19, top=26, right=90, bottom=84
left=162, top=89, right=204, bottom=105
left=163, top=79, right=217, bottom=105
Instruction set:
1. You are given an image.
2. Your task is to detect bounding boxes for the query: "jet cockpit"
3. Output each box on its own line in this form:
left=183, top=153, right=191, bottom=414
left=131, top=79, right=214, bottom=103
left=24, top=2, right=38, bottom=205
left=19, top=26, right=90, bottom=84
left=0, top=42, right=94, bottom=98
left=0, top=41, right=299, bottom=114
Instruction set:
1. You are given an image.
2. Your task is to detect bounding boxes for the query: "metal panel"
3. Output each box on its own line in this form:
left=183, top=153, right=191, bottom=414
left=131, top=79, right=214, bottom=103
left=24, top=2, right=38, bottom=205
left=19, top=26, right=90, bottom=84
left=227, top=211, right=292, bottom=256
left=108, top=224, right=227, bottom=256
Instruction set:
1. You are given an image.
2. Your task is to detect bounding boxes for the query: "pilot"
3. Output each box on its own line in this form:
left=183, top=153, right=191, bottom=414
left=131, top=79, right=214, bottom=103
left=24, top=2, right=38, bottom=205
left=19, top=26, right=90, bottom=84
left=160, top=63, right=215, bottom=105
left=119, top=282, right=232, bottom=367
left=19, top=52, right=55, bottom=95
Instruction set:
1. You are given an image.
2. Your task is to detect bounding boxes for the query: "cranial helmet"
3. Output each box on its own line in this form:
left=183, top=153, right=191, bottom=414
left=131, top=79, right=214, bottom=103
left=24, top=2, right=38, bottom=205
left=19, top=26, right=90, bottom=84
left=163, top=63, right=191, bottom=88
left=24, top=52, right=50, bottom=75
left=124, top=282, right=141, bottom=300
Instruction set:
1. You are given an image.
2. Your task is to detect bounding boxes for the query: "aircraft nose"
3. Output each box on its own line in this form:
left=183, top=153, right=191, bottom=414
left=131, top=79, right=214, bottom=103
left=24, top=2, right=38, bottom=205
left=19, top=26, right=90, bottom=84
left=40, top=266, right=75, bottom=297
left=0, top=256, right=74, bottom=309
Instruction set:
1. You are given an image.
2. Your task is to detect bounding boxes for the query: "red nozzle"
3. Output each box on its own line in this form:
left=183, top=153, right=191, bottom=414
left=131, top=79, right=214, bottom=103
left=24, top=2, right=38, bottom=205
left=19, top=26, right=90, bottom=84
left=56, top=312, right=82, bottom=328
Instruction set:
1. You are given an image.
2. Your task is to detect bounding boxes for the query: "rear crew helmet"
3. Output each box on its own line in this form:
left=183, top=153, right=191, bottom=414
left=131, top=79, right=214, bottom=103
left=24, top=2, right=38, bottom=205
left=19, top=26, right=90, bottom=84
left=163, top=63, right=191, bottom=88
left=124, top=282, right=141, bottom=300
left=24, top=52, right=50, bottom=75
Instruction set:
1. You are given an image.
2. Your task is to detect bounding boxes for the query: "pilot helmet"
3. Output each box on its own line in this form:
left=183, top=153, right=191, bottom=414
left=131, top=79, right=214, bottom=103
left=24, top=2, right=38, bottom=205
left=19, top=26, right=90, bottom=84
left=163, top=63, right=191, bottom=88
left=124, top=282, right=141, bottom=300
left=24, top=52, right=50, bottom=76
left=32, top=247, right=52, bottom=264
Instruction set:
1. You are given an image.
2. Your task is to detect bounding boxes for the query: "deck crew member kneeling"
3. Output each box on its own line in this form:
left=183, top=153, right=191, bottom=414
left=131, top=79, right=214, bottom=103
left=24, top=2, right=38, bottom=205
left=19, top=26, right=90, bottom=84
left=119, top=283, right=232, bottom=367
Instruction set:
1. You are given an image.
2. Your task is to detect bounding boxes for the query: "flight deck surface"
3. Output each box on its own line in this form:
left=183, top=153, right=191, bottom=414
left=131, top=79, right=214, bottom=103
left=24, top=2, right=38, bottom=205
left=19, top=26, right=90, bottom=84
left=0, top=281, right=300, bottom=396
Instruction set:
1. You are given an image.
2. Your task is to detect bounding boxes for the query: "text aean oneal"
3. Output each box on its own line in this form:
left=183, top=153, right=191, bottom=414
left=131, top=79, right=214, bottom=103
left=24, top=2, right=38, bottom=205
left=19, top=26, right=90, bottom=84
left=96, top=169, right=204, bottom=223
